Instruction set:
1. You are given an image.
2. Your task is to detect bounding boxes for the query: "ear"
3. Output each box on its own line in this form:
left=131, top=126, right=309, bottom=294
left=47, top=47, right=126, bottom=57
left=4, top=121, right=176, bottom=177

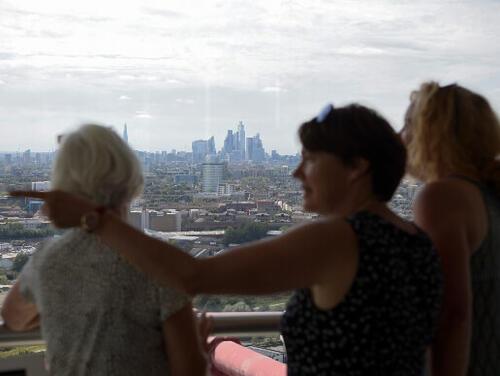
left=348, top=158, right=370, bottom=181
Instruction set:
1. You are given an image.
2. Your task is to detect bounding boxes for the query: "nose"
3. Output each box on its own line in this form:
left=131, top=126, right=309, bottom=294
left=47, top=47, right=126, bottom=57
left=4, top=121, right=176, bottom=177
left=293, top=161, right=304, bottom=180
left=399, top=127, right=410, bottom=146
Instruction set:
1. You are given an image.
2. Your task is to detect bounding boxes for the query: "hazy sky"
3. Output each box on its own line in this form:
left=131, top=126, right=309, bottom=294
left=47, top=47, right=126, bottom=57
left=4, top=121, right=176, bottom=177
left=1, top=0, right=499, bottom=153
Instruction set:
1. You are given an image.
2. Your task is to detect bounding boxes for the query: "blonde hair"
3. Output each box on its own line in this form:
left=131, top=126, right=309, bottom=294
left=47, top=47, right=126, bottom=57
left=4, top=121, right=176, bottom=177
left=406, top=81, right=500, bottom=190
left=52, top=124, right=143, bottom=207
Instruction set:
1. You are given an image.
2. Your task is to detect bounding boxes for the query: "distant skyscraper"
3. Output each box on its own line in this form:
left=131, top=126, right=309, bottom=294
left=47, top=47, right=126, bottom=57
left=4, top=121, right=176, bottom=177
left=202, top=162, right=225, bottom=193
left=23, top=149, right=31, bottom=164
left=221, top=121, right=270, bottom=163
left=222, top=130, right=234, bottom=155
left=32, top=181, right=50, bottom=191
left=238, top=121, right=246, bottom=160
left=246, top=133, right=266, bottom=162
left=192, top=139, right=209, bottom=162
left=192, top=137, right=216, bottom=162
left=207, top=136, right=216, bottom=155
left=123, top=123, right=128, bottom=144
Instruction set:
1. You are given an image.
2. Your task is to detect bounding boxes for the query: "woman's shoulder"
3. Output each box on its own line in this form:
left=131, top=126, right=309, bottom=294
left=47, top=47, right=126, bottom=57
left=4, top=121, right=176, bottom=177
left=286, top=217, right=357, bottom=260
left=300, top=216, right=357, bottom=247
left=292, top=216, right=354, bottom=238
left=415, top=179, right=485, bottom=220
left=32, top=229, right=113, bottom=269
left=39, top=229, right=98, bottom=252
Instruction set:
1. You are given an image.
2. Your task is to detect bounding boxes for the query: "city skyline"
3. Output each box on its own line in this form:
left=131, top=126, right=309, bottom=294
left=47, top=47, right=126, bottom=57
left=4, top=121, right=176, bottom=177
left=0, top=121, right=289, bottom=156
left=1, top=1, right=500, bottom=153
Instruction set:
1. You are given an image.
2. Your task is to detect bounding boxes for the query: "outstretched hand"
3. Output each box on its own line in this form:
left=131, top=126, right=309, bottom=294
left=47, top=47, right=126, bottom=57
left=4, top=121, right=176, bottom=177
left=9, top=190, right=97, bottom=228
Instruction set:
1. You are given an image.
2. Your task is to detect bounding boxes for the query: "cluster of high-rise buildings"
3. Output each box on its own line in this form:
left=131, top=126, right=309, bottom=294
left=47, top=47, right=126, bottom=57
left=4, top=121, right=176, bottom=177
left=186, top=121, right=269, bottom=195
left=119, top=121, right=269, bottom=166
left=192, top=121, right=267, bottom=164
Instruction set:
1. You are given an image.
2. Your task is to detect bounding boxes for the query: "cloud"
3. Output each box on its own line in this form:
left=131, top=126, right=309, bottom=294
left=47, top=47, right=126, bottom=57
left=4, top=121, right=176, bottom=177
left=119, top=95, right=131, bottom=100
left=261, top=86, right=287, bottom=93
left=336, top=46, right=385, bottom=57
left=175, top=98, right=195, bottom=104
left=118, top=74, right=159, bottom=82
left=141, top=7, right=185, bottom=19
left=119, top=75, right=136, bottom=81
left=134, top=111, right=152, bottom=119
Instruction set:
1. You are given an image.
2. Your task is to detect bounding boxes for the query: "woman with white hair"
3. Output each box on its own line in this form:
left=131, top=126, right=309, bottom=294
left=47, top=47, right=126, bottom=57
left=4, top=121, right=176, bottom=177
left=2, top=125, right=207, bottom=376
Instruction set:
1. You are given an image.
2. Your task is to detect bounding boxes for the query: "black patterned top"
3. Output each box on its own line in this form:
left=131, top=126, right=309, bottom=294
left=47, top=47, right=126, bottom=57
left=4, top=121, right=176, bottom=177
left=19, top=229, right=189, bottom=376
left=281, top=211, right=443, bottom=376
left=466, top=181, right=500, bottom=376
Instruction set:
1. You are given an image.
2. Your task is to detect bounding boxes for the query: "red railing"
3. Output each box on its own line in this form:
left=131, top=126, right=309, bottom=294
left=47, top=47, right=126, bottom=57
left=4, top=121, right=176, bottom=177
left=209, top=338, right=286, bottom=376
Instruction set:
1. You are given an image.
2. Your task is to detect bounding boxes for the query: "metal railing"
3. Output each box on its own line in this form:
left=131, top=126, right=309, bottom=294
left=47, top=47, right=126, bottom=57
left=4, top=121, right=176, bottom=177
left=0, top=311, right=283, bottom=347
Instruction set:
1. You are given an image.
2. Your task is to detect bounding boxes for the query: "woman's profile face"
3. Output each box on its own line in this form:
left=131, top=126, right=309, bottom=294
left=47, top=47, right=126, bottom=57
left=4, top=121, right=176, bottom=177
left=400, top=93, right=417, bottom=147
left=293, top=149, right=353, bottom=215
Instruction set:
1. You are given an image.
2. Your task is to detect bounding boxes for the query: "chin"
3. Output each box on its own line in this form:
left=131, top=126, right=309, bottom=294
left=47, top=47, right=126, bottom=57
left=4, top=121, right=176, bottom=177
left=302, top=200, right=317, bottom=213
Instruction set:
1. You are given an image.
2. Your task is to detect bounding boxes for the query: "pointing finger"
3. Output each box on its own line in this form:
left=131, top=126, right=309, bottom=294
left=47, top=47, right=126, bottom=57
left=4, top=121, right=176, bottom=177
left=9, top=190, right=49, bottom=200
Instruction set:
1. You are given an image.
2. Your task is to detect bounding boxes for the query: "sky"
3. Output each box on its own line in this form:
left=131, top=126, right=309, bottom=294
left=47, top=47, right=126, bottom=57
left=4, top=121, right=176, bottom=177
left=0, top=0, right=499, bottom=154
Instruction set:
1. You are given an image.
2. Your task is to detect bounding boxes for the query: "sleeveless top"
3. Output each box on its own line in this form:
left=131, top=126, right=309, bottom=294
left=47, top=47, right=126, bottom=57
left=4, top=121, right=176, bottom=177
left=281, top=211, right=443, bottom=376
left=463, top=179, right=500, bottom=376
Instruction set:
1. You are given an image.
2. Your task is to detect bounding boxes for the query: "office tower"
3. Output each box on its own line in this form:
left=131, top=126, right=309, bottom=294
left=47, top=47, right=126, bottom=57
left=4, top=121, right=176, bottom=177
left=123, top=123, right=128, bottom=144
left=192, top=140, right=209, bottom=162
left=32, top=181, right=50, bottom=191
left=23, top=149, right=31, bottom=164
left=238, top=121, right=245, bottom=160
left=202, top=162, right=225, bottom=193
left=29, top=181, right=50, bottom=214
left=192, top=137, right=216, bottom=163
left=208, top=136, right=216, bottom=155
left=223, top=130, right=234, bottom=155
left=246, top=134, right=266, bottom=162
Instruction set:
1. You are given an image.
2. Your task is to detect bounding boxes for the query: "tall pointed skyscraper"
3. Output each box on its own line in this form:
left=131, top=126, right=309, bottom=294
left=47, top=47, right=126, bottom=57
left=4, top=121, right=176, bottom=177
left=237, top=121, right=245, bottom=160
left=123, top=123, right=128, bottom=144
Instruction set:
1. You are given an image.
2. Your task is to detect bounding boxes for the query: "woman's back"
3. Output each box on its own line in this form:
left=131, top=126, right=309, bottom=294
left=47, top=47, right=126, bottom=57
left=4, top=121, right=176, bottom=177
left=281, top=211, right=442, bottom=376
left=19, top=229, right=187, bottom=376
left=468, top=183, right=500, bottom=375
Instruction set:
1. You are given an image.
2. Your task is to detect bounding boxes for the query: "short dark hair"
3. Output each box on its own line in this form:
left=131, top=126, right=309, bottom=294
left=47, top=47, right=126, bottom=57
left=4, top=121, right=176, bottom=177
left=298, top=104, right=406, bottom=202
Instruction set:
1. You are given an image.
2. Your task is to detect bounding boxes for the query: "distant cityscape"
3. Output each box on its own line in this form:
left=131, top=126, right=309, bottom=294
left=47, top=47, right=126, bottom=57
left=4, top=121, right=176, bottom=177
left=0, top=121, right=295, bottom=166
left=0, top=121, right=420, bottom=360
left=0, top=122, right=300, bottom=197
left=0, top=121, right=420, bottom=321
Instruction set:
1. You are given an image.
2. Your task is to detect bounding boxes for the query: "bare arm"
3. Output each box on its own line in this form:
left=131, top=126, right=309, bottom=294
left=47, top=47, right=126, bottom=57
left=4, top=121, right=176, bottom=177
left=414, top=182, right=472, bottom=376
left=1, top=282, right=40, bottom=331
left=9, top=190, right=355, bottom=296
left=163, top=303, right=207, bottom=376
left=95, top=210, right=353, bottom=295
left=192, top=219, right=355, bottom=295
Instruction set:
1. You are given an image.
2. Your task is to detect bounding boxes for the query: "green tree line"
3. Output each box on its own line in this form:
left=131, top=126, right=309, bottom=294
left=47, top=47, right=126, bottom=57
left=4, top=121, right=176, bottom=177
left=0, top=223, right=55, bottom=240
left=223, top=222, right=270, bottom=246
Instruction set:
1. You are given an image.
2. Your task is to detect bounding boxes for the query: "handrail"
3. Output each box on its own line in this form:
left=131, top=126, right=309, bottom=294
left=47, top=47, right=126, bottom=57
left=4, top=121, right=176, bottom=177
left=0, top=327, right=43, bottom=347
left=208, top=311, right=283, bottom=337
left=0, top=311, right=283, bottom=347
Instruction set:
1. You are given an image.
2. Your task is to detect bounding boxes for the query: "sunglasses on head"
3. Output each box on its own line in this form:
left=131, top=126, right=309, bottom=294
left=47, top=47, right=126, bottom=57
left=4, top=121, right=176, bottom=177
left=315, top=104, right=334, bottom=123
